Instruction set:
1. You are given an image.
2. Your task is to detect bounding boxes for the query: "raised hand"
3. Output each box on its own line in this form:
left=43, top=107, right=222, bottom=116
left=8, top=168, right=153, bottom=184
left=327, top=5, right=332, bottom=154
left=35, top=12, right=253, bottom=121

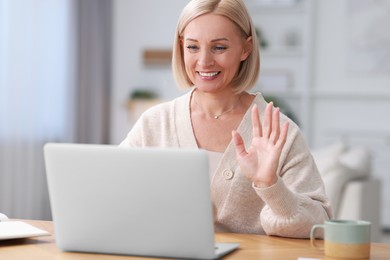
left=232, top=102, right=289, bottom=188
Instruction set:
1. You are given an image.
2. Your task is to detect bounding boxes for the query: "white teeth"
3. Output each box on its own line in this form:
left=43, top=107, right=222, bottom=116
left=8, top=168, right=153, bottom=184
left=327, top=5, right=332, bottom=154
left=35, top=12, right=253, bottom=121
left=198, top=71, right=219, bottom=77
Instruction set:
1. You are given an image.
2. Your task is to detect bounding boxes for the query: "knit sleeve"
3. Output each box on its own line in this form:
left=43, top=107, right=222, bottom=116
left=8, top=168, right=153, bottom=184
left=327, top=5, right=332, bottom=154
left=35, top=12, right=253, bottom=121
left=253, top=127, right=332, bottom=238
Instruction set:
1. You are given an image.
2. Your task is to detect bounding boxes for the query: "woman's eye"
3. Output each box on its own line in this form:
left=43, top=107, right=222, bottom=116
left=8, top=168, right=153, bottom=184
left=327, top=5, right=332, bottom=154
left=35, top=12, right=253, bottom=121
left=186, top=45, right=199, bottom=52
left=213, top=46, right=227, bottom=52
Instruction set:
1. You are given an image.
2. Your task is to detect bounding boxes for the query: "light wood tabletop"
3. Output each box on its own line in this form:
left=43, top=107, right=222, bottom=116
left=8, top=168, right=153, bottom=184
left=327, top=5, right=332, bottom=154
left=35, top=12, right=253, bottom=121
left=1, top=220, right=389, bottom=259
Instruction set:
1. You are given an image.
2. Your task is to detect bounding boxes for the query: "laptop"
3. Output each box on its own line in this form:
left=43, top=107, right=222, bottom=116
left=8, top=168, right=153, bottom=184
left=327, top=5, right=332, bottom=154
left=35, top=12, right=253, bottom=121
left=43, top=143, right=239, bottom=259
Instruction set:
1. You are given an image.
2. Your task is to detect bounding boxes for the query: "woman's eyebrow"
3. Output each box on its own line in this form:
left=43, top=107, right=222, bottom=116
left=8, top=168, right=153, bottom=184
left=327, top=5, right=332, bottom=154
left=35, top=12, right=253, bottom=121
left=184, top=37, right=229, bottom=42
left=211, top=37, right=229, bottom=42
left=184, top=38, right=197, bottom=42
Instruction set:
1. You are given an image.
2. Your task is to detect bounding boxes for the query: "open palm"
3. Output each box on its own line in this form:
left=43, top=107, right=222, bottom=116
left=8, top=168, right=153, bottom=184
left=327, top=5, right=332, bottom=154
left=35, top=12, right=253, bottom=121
left=232, top=103, right=289, bottom=188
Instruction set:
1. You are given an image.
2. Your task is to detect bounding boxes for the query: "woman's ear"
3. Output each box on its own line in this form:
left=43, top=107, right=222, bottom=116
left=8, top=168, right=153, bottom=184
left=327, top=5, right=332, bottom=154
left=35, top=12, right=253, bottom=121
left=241, top=36, right=253, bottom=61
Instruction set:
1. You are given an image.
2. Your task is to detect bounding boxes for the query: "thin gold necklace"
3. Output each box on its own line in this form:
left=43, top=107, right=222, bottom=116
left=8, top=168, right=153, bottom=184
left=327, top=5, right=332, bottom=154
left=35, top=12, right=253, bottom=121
left=193, top=93, right=242, bottom=119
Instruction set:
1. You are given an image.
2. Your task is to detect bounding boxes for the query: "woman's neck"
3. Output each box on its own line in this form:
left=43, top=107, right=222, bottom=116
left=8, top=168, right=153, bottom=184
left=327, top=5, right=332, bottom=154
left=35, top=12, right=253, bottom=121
left=192, top=88, right=244, bottom=119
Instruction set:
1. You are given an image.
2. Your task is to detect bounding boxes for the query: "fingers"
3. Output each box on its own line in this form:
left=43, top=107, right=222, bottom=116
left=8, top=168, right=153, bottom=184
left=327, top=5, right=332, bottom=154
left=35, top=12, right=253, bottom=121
left=232, top=130, right=247, bottom=157
left=253, top=102, right=288, bottom=145
left=262, top=102, right=273, bottom=138
left=277, top=122, right=289, bottom=147
left=269, top=107, right=281, bottom=144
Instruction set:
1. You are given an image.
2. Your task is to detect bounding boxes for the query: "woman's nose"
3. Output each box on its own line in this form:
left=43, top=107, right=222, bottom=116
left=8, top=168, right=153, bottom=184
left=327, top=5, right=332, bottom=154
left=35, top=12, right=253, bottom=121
left=197, top=50, right=214, bottom=67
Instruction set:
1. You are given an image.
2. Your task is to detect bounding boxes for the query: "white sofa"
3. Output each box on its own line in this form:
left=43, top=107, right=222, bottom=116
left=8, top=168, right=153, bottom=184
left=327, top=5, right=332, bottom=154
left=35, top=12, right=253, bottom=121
left=312, top=142, right=382, bottom=242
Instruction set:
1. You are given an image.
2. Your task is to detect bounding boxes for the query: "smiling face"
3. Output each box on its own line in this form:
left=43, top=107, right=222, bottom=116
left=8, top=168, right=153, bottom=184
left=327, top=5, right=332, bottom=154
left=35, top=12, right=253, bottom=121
left=182, top=13, right=252, bottom=94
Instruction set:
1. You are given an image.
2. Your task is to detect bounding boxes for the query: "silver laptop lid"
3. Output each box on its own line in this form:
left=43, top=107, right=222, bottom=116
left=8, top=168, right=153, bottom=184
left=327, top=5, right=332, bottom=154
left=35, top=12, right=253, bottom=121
left=44, top=143, right=219, bottom=259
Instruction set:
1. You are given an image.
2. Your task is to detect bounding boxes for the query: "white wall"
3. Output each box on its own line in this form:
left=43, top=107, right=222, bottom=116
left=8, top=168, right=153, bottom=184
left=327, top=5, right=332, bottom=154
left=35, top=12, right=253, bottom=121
left=314, top=0, right=390, bottom=91
left=110, top=0, right=187, bottom=144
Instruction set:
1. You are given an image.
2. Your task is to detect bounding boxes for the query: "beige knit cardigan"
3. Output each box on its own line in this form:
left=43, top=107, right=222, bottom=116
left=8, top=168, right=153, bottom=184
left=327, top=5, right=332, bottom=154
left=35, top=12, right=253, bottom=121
left=120, top=90, right=332, bottom=238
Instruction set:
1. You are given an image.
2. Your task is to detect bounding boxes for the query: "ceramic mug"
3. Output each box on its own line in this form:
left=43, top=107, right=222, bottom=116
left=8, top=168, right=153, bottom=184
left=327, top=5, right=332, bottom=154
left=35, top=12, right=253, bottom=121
left=310, top=220, right=371, bottom=259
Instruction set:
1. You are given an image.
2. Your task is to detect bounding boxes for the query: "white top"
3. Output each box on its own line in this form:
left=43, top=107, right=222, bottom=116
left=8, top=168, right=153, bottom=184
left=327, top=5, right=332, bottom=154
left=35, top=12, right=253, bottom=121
left=120, top=90, right=332, bottom=237
left=207, top=151, right=223, bottom=180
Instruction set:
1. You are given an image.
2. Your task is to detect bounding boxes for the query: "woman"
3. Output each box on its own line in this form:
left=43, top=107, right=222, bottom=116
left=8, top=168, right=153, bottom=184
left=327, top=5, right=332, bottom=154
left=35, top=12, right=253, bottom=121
left=120, top=0, right=332, bottom=238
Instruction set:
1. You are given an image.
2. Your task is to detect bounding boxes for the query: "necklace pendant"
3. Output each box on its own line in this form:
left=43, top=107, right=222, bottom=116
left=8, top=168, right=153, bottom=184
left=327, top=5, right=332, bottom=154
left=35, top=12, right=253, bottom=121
left=214, top=115, right=219, bottom=119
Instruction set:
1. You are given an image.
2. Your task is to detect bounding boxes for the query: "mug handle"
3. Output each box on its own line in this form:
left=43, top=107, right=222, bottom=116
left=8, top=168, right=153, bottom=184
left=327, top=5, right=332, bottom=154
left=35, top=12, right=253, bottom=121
left=310, top=224, right=324, bottom=250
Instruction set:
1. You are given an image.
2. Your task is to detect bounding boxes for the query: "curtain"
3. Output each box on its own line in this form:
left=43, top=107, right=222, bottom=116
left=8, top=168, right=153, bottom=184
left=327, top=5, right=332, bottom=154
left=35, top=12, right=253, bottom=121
left=0, top=0, right=111, bottom=220
left=76, top=0, right=111, bottom=144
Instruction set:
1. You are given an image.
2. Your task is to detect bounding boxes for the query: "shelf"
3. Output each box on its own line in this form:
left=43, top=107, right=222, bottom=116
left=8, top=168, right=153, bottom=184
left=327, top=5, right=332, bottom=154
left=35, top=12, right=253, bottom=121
left=127, top=99, right=163, bottom=122
left=143, top=49, right=172, bottom=65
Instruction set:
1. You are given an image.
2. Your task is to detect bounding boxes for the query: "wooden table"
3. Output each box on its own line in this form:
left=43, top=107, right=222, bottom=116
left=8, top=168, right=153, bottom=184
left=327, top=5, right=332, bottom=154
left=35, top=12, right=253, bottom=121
left=1, top=220, right=389, bottom=259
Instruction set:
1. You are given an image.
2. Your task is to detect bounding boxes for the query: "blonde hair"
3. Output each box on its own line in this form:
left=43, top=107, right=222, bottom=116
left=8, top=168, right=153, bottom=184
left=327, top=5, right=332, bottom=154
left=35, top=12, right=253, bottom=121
left=172, top=0, right=260, bottom=93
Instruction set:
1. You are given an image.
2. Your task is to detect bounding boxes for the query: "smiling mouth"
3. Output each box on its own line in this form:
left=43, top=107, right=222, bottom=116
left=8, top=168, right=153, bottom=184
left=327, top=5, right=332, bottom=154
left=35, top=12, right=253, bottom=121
left=197, top=71, right=220, bottom=77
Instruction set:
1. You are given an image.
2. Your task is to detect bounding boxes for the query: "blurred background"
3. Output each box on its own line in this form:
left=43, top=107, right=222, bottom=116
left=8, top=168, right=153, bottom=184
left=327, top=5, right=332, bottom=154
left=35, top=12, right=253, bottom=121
left=1, top=0, right=389, bottom=240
